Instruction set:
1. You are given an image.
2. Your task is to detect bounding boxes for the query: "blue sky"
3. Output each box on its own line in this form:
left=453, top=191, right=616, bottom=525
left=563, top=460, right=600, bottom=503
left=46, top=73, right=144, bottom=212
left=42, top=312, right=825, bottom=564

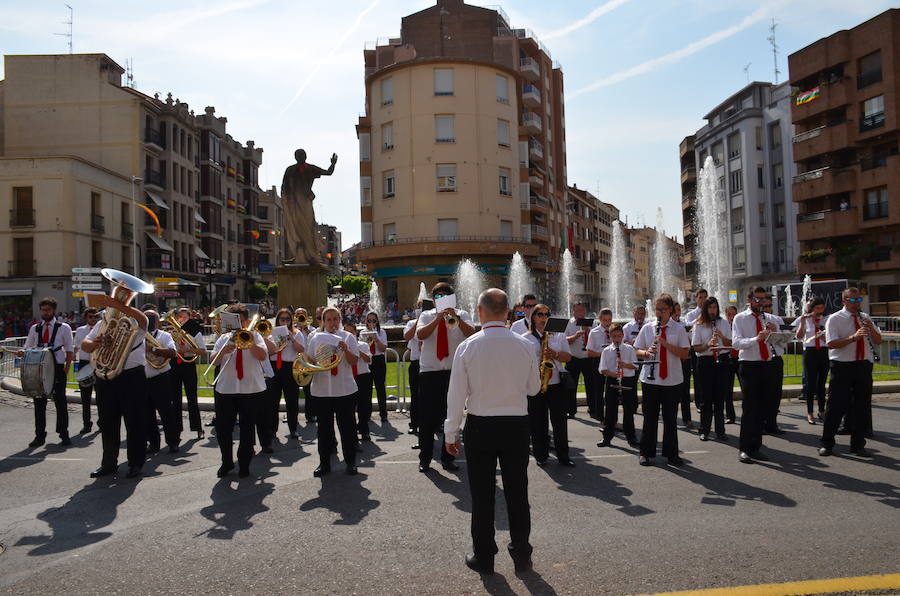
left=1, top=0, right=895, bottom=248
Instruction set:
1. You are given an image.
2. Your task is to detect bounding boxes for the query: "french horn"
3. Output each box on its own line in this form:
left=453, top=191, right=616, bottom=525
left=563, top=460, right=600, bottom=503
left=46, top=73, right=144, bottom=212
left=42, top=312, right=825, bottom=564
left=292, top=342, right=343, bottom=386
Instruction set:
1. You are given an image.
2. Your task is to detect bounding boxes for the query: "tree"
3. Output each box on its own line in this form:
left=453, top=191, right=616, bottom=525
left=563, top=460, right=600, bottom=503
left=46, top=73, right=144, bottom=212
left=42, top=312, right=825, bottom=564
left=248, top=281, right=267, bottom=302
left=267, top=282, right=278, bottom=300
left=341, top=275, right=371, bottom=296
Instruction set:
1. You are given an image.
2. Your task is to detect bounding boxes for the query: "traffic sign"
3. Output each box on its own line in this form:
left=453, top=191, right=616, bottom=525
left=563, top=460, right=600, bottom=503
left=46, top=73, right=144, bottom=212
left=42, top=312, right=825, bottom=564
left=71, top=291, right=84, bottom=298
left=72, top=283, right=103, bottom=290
left=71, top=275, right=103, bottom=282
left=71, top=267, right=102, bottom=274
left=154, top=277, right=178, bottom=283
left=154, top=291, right=180, bottom=298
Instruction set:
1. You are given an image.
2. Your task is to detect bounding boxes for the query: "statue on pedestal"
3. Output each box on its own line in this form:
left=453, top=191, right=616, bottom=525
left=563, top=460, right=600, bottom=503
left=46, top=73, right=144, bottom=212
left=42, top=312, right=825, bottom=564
left=281, top=149, right=337, bottom=265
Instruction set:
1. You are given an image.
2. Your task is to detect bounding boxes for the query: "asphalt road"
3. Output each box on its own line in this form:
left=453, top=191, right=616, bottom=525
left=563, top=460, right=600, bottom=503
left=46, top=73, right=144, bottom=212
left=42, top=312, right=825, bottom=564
left=0, top=391, right=898, bottom=595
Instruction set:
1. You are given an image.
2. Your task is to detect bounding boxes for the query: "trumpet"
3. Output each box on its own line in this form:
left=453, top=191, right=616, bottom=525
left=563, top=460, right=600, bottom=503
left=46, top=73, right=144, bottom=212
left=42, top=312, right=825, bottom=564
left=293, top=311, right=309, bottom=328
left=209, top=303, right=229, bottom=335
left=231, top=314, right=260, bottom=349
left=444, top=312, right=458, bottom=329
left=159, top=309, right=200, bottom=363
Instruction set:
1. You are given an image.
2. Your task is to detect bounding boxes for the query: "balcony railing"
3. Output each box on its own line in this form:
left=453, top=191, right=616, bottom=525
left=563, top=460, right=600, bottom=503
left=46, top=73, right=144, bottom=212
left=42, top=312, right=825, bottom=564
left=8, top=260, right=36, bottom=277
left=144, top=169, right=166, bottom=189
left=522, top=84, right=541, bottom=106
left=143, top=127, right=166, bottom=148
left=793, top=166, right=828, bottom=184
left=519, top=57, right=540, bottom=80
left=860, top=112, right=885, bottom=133
left=792, top=125, right=826, bottom=144
left=9, top=209, right=35, bottom=227
left=91, top=213, right=105, bottom=233
left=359, top=235, right=528, bottom=249
left=121, top=222, right=133, bottom=240
left=520, top=194, right=549, bottom=210
left=530, top=224, right=549, bottom=238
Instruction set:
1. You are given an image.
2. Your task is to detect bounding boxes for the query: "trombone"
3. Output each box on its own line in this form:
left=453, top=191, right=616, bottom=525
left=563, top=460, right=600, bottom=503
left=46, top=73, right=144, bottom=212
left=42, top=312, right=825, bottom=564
left=159, top=309, right=201, bottom=363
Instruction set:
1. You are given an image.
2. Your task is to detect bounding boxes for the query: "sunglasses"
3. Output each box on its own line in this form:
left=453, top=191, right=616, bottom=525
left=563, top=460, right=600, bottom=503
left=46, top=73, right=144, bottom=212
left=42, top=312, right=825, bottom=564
left=533, top=312, right=550, bottom=318
left=846, top=297, right=863, bottom=303
left=524, top=304, right=537, bottom=308
left=751, top=297, right=767, bottom=303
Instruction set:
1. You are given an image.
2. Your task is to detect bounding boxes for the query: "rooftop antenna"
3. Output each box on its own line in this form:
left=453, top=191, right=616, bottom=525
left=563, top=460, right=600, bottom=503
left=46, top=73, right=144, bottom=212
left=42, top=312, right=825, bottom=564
left=743, top=62, right=751, bottom=84
left=125, top=58, right=135, bottom=88
left=767, top=18, right=780, bottom=83
left=54, top=4, right=74, bottom=54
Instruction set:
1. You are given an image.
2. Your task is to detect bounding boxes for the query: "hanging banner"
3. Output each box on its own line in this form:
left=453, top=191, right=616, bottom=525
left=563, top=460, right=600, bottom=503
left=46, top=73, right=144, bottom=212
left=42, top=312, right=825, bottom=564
left=795, top=86, right=820, bottom=106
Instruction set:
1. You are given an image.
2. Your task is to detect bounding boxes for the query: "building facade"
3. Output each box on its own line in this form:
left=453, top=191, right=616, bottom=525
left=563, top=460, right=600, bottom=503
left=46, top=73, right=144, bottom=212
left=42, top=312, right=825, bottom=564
left=565, top=185, right=619, bottom=311
left=680, top=135, right=698, bottom=287
left=789, top=8, right=900, bottom=303
left=317, top=223, right=342, bottom=277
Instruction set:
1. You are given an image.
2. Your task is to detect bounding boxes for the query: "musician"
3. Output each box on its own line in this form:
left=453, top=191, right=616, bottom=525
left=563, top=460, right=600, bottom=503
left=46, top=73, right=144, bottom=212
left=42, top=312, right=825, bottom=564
left=761, top=299, right=787, bottom=435
left=564, top=303, right=595, bottom=419
left=257, top=329, right=278, bottom=454
left=345, top=322, right=373, bottom=442
left=403, top=305, right=423, bottom=434
left=305, top=307, right=360, bottom=476
left=209, top=303, right=268, bottom=478
left=819, top=288, right=882, bottom=457
left=510, top=294, right=538, bottom=335
left=364, top=311, right=389, bottom=422
left=683, top=288, right=708, bottom=326
left=690, top=297, right=732, bottom=442
left=415, top=282, right=475, bottom=473
left=731, top=286, right=779, bottom=464
left=269, top=308, right=306, bottom=439
left=81, top=294, right=149, bottom=478
left=73, top=307, right=100, bottom=434
left=795, top=297, right=828, bottom=424
left=634, top=294, right=691, bottom=466
left=586, top=308, right=613, bottom=422
left=170, top=307, right=207, bottom=440
left=20, top=297, right=75, bottom=447
left=723, top=305, right=739, bottom=423
left=143, top=309, right=181, bottom=454
left=671, top=302, right=694, bottom=430
left=597, top=324, right=638, bottom=448
left=444, top=288, right=540, bottom=575
left=622, top=305, right=647, bottom=346
left=295, top=307, right=317, bottom=423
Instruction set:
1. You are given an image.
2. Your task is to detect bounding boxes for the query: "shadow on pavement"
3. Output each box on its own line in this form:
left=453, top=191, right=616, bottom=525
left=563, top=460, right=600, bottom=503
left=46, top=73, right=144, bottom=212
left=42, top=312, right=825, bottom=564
left=199, top=477, right=275, bottom=539
left=660, top=462, right=798, bottom=508
left=299, top=472, right=380, bottom=525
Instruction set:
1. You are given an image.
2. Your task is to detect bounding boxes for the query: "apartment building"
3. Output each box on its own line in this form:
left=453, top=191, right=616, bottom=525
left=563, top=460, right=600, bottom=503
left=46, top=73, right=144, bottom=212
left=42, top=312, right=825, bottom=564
left=258, top=186, right=285, bottom=284
left=317, top=223, right=342, bottom=277
left=566, top=185, right=619, bottom=311
left=680, top=135, right=698, bottom=287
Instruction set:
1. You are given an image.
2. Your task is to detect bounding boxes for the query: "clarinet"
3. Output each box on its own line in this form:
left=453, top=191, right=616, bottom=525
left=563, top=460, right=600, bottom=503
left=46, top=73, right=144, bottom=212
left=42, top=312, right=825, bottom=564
left=761, top=312, right=778, bottom=360
left=610, top=342, right=625, bottom=391
left=858, top=312, right=881, bottom=363
left=646, top=320, right=662, bottom=380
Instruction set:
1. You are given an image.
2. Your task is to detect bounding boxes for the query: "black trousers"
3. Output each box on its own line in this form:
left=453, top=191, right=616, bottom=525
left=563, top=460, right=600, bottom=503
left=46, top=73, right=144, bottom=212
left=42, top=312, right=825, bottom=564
left=678, top=359, right=693, bottom=424
left=603, top=375, right=637, bottom=441
left=822, top=361, right=872, bottom=450
left=370, top=354, right=388, bottom=418
left=34, top=363, right=68, bottom=438
left=146, top=370, right=180, bottom=450
left=639, top=383, right=679, bottom=458
left=77, top=359, right=93, bottom=426
left=725, top=355, right=738, bottom=421
left=171, top=360, right=200, bottom=432
left=803, top=348, right=829, bottom=415
left=302, top=385, right=315, bottom=420
left=96, top=366, right=147, bottom=469
left=418, top=370, right=455, bottom=465
left=696, top=355, right=729, bottom=436
left=765, top=355, right=785, bottom=431
left=464, top=414, right=533, bottom=563
left=256, top=377, right=274, bottom=448
left=565, top=356, right=594, bottom=417
left=590, top=359, right=605, bottom=419
left=214, top=391, right=263, bottom=469
left=408, top=360, right=420, bottom=430
left=270, top=361, right=300, bottom=434
left=355, top=372, right=374, bottom=435
left=313, top=395, right=357, bottom=465
left=689, top=350, right=700, bottom=409
left=738, top=361, right=776, bottom=454
left=527, top=383, right=568, bottom=460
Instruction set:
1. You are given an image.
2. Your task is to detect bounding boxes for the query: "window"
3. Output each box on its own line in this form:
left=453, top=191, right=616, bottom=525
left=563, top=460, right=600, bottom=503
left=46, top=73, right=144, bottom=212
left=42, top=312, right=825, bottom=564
left=383, top=171, right=395, bottom=198
left=775, top=203, right=785, bottom=228
left=360, top=176, right=372, bottom=206
left=382, top=123, right=394, bottom=151
left=383, top=222, right=396, bottom=243
left=731, top=207, right=744, bottom=233
left=500, top=219, right=513, bottom=239
left=864, top=187, right=888, bottom=220
left=711, top=142, right=724, bottom=165
left=730, top=169, right=742, bottom=194
left=755, top=126, right=763, bottom=150
left=769, top=122, right=782, bottom=148
left=858, top=51, right=882, bottom=89
left=434, top=68, right=454, bottom=96
left=436, top=164, right=457, bottom=192
left=381, top=78, right=393, bottom=105
left=499, top=167, right=511, bottom=195
left=757, top=165, right=764, bottom=188
left=438, top=218, right=458, bottom=239
left=777, top=240, right=787, bottom=266
left=727, top=132, right=741, bottom=158
left=732, top=245, right=746, bottom=270
left=772, top=163, right=783, bottom=188
left=759, top=203, right=767, bottom=227
left=435, top=115, right=455, bottom=143
left=861, top=95, right=885, bottom=132
left=12, top=237, right=34, bottom=276
left=497, top=119, right=510, bottom=147
left=496, top=75, right=509, bottom=103
left=359, top=133, right=370, bottom=161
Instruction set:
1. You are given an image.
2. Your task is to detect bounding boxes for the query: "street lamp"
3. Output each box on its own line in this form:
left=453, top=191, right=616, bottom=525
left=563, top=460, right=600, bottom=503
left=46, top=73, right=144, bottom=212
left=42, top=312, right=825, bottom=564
left=204, top=262, right=216, bottom=307
left=131, top=176, right=143, bottom=277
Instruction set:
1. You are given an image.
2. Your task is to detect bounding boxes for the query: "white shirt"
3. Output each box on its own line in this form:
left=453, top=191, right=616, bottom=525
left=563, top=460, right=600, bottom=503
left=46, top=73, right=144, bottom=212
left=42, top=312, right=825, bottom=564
left=363, top=328, right=388, bottom=356
left=731, top=309, right=778, bottom=362
left=404, top=319, right=421, bottom=360
left=24, top=319, right=74, bottom=365
left=565, top=318, right=596, bottom=359
left=307, top=329, right=359, bottom=397
left=145, top=329, right=176, bottom=378
left=622, top=320, right=646, bottom=345
left=599, top=342, right=637, bottom=378
left=444, top=321, right=540, bottom=443
left=212, top=331, right=267, bottom=394
left=417, top=309, right=473, bottom=372
left=826, top=308, right=881, bottom=363
left=85, top=318, right=145, bottom=371
left=510, top=318, right=529, bottom=335
left=797, top=314, right=829, bottom=349
left=684, top=306, right=703, bottom=325
left=521, top=330, right=571, bottom=387
left=586, top=325, right=612, bottom=355
left=74, top=324, right=95, bottom=361
left=690, top=318, right=733, bottom=358
left=269, top=329, right=306, bottom=363
left=355, top=340, right=371, bottom=375
left=634, top=319, right=690, bottom=386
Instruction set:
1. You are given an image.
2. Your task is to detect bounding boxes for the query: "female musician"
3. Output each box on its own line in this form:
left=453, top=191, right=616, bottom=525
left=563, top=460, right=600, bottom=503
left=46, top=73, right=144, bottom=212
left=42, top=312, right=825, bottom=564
left=305, top=307, right=360, bottom=476
left=597, top=324, right=638, bottom=447
left=73, top=307, right=100, bottom=434
left=294, top=307, right=316, bottom=423
left=364, top=311, right=389, bottom=422
left=795, top=296, right=828, bottom=424
left=269, top=308, right=306, bottom=439
left=172, top=307, right=208, bottom=440
left=690, top=297, right=733, bottom=441
left=209, top=303, right=268, bottom=478
left=345, top=322, right=373, bottom=441
left=522, top=304, right=573, bottom=466
left=142, top=309, right=181, bottom=454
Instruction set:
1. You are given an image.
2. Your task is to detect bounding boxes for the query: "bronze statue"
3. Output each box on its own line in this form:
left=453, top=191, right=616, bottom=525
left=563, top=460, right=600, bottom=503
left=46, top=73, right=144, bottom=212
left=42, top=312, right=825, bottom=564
left=281, top=149, right=337, bottom=265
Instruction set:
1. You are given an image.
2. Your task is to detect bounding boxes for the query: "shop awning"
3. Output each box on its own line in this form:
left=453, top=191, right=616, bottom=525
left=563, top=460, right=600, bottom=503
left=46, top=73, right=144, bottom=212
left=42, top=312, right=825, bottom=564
left=0, top=288, right=33, bottom=296
left=194, top=246, right=211, bottom=261
left=194, top=211, right=207, bottom=224
left=145, top=191, right=169, bottom=210
left=145, top=232, right=174, bottom=251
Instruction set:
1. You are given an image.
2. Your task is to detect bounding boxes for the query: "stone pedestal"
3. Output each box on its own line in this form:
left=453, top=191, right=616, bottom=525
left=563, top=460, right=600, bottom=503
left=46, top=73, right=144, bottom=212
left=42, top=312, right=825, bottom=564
left=276, top=264, right=329, bottom=311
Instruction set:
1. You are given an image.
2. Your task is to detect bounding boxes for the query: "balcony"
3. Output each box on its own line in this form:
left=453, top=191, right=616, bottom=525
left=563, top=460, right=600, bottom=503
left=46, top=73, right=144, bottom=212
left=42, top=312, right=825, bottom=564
left=793, top=166, right=828, bottom=184
left=792, top=121, right=851, bottom=162
left=143, top=127, right=166, bottom=150
left=792, top=125, right=826, bottom=144
left=121, top=222, right=133, bottom=240
left=528, top=139, right=543, bottom=161
left=530, top=224, right=549, bottom=239
left=8, top=260, right=36, bottom=277
left=144, top=169, right=166, bottom=190
left=793, top=166, right=856, bottom=202
left=522, top=112, right=542, bottom=134
left=528, top=169, right=544, bottom=189
left=520, top=193, right=549, bottom=211
left=791, top=79, right=849, bottom=121
left=798, top=254, right=838, bottom=276
left=519, top=57, right=540, bottom=80
left=9, top=209, right=35, bottom=227
left=796, top=208, right=858, bottom=241
left=860, top=111, right=885, bottom=133
left=680, top=165, right=696, bottom=185
left=522, top=84, right=541, bottom=107
left=90, top=214, right=105, bottom=234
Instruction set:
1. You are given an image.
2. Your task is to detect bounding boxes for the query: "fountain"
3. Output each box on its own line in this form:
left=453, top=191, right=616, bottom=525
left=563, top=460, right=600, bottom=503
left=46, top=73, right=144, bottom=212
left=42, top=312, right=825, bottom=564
left=695, top=156, right=729, bottom=301
left=800, top=274, right=812, bottom=309
left=417, top=282, right=428, bottom=303
left=652, top=207, right=674, bottom=298
left=506, top=252, right=533, bottom=306
left=454, top=258, right=485, bottom=322
left=609, top=221, right=630, bottom=319
left=676, top=288, right=686, bottom=308
left=368, top=281, right=383, bottom=320
left=785, top=284, right=797, bottom=318
left=558, top=249, right=574, bottom=318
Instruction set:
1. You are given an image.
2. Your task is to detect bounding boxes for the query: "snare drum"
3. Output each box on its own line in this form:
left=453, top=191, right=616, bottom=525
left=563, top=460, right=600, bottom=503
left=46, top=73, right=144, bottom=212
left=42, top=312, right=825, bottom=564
left=21, top=348, right=57, bottom=398
left=76, top=362, right=95, bottom=388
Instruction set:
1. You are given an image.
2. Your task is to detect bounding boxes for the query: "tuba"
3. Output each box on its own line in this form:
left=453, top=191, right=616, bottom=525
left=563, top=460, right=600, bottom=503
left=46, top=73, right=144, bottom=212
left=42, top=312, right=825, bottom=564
left=88, top=268, right=155, bottom=380
left=292, top=342, right=343, bottom=386
left=209, top=303, right=229, bottom=335
left=293, top=311, right=309, bottom=329
left=159, top=309, right=200, bottom=363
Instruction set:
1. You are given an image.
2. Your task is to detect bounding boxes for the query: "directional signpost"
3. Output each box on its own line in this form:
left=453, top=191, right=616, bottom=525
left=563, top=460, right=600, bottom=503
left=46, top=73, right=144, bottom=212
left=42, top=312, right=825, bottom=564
left=71, top=268, right=104, bottom=302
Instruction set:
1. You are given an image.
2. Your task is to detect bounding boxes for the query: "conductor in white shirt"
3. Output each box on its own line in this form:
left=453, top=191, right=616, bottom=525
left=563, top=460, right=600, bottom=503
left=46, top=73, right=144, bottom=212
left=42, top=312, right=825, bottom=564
left=445, top=289, right=540, bottom=575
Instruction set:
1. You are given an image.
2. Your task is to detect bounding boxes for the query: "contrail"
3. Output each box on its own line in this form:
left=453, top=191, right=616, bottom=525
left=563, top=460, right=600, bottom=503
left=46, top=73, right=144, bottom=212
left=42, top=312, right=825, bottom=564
left=568, top=3, right=777, bottom=98
left=542, top=0, right=634, bottom=40
left=281, top=0, right=381, bottom=114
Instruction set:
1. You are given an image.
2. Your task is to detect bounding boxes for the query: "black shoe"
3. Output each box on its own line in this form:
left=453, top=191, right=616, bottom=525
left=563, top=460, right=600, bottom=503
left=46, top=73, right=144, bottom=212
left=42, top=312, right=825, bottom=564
left=559, top=458, right=576, bottom=467
left=442, top=461, right=460, bottom=472
left=168, top=444, right=179, bottom=453
left=59, top=435, right=72, bottom=447
left=769, top=427, right=786, bottom=436
left=125, top=466, right=142, bottom=479
left=380, top=416, right=388, bottom=423
left=699, top=433, right=708, bottom=442
left=411, top=444, right=421, bottom=450
left=850, top=447, right=871, bottom=458
left=535, top=458, right=547, bottom=467
left=418, top=464, right=430, bottom=473
left=238, top=467, right=250, bottom=478
left=197, top=429, right=205, bottom=440
left=627, top=438, right=641, bottom=448
left=837, top=427, right=851, bottom=435
left=205, top=419, right=216, bottom=427
left=513, top=557, right=533, bottom=573
left=408, top=427, right=418, bottom=435
left=147, top=444, right=160, bottom=454
left=724, top=418, right=735, bottom=424
left=314, top=464, right=331, bottom=477
left=818, top=446, right=833, bottom=457
left=566, top=413, right=575, bottom=419
left=346, top=464, right=358, bottom=475
left=716, top=433, right=728, bottom=441
left=28, top=435, right=46, bottom=448
left=667, top=456, right=684, bottom=467
left=361, top=435, right=372, bottom=442
left=90, top=466, right=115, bottom=478
left=751, top=451, right=769, bottom=462
left=638, top=456, right=652, bottom=466
left=596, top=439, right=612, bottom=447
left=217, top=463, right=235, bottom=478
left=465, top=554, right=494, bottom=574
left=80, top=424, right=92, bottom=434
left=739, top=452, right=754, bottom=464
left=307, top=416, right=317, bottom=424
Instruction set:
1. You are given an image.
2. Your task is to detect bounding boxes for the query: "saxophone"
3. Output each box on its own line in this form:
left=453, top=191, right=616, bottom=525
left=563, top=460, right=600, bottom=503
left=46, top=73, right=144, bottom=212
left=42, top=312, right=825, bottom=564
left=539, top=331, right=554, bottom=394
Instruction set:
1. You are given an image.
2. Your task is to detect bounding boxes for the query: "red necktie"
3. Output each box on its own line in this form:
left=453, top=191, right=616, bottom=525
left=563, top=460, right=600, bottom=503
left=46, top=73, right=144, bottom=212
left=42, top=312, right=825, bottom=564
left=370, top=342, right=375, bottom=355
left=436, top=318, right=449, bottom=360
left=659, top=326, right=668, bottom=379
left=755, top=315, right=769, bottom=361
left=813, top=317, right=821, bottom=350
left=177, top=340, right=184, bottom=364
left=276, top=350, right=282, bottom=370
left=352, top=364, right=358, bottom=377
left=330, top=353, right=339, bottom=375
left=236, top=349, right=244, bottom=380
left=582, top=329, right=587, bottom=350
left=853, top=315, right=865, bottom=360
left=42, top=324, right=49, bottom=345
